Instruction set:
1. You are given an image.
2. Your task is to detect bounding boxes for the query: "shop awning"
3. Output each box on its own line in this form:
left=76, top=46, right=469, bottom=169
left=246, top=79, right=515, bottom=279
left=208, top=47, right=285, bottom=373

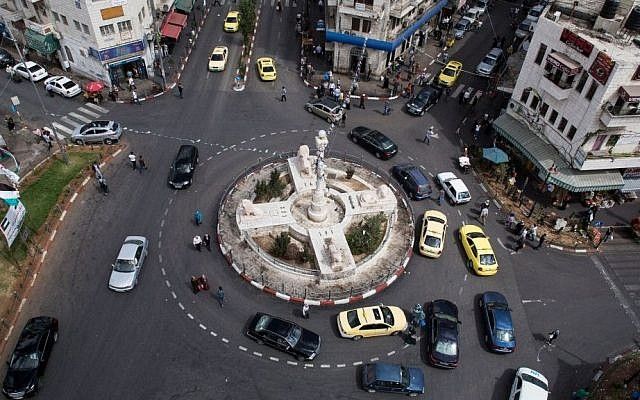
left=160, top=22, right=182, bottom=40
left=547, top=51, right=582, bottom=75
left=621, top=178, right=640, bottom=193
left=173, top=0, right=195, bottom=14
left=166, top=10, right=188, bottom=27
left=618, top=85, right=640, bottom=102
left=24, top=28, right=60, bottom=55
left=493, top=113, right=624, bottom=192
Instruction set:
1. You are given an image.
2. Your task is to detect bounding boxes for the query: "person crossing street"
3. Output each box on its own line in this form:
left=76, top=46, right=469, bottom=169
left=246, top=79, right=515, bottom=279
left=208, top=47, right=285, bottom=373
left=280, top=86, right=287, bottom=102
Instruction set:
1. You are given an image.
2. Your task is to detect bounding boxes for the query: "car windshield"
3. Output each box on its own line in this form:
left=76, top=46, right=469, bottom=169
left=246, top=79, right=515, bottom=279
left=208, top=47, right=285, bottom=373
left=435, top=338, right=457, bottom=356
left=467, top=232, right=486, bottom=239
left=226, top=17, right=237, bottom=23
left=519, top=22, right=530, bottom=31
left=416, top=91, right=431, bottom=102
left=435, top=312, right=458, bottom=323
left=380, top=306, right=395, bottom=325
left=455, top=23, right=465, bottom=30
left=496, top=328, right=514, bottom=342
left=428, top=216, right=445, bottom=224
left=400, top=366, right=411, bottom=387
left=442, top=68, right=456, bottom=77
left=10, top=353, right=38, bottom=370
left=425, top=235, right=441, bottom=248
left=480, top=254, right=496, bottom=265
left=175, top=163, right=191, bottom=173
left=522, top=373, right=548, bottom=391
left=529, top=10, right=541, bottom=17
left=459, top=191, right=470, bottom=199
left=262, top=65, right=274, bottom=73
left=114, top=259, right=136, bottom=272
left=62, top=81, right=76, bottom=89
left=28, top=65, right=41, bottom=72
left=373, top=133, right=394, bottom=150
left=211, top=53, right=224, bottom=61
left=287, top=325, right=302, bottom=345
left=482, top=56, right=497, bottom=66
left=346, top=310, right=361, bottom=328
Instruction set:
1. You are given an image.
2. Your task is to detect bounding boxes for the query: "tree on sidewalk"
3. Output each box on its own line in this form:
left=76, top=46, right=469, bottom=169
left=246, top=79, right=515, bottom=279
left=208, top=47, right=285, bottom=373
left=239, top=0, right=257, bottom=50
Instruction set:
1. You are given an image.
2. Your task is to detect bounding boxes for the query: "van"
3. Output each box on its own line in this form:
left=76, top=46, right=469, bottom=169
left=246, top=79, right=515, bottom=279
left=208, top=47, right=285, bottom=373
left=508, top=367, right=549, bottom=400
left=476, top=47, right=504, bottom=76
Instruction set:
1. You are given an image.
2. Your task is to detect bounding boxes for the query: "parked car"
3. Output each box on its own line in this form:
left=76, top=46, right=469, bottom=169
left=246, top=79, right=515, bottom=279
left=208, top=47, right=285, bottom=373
left=11, top=61, right=48, bottom=82
left=526, top=5, right=544, bottom=22
left=71, top=120, right=122, bottom=145
left=2, top=316, right=58, bottom=399
left=392, top=163, right=432, bottom=200
left=0, top=48, right=16, bottom=68
left=479, top=291, right=516, bottom=352
left=246, top=312, right=321, bottom=361
left=476, top=47, right=504, bottom=76
left=256, top=57, right=277, bottom=81
left=43, top=76, right=81, bottom=97
left=516, top=19, right=536, bottom=39
left=305, top=97, right=343, bottom=123
left=508, top=367, right=549, bottom=400
left=108, top=236, right=149, bottom=292
left=337, top=305, right=407, bottom=340
left=475, top=0, right=490, bottom=15
left=223, top=10, right=240, bottom=32
left=208, top=46, right=228, bottom=71
left=453, top=18, right=472, bottom=39
left=437, top=61, right=463, bottom=87
left=436, top=172, right=471, bottom=204
left=460, top=224, right=498, bottom=276
left=419, top=210, right=447, bottom=258
left=168, top=144, right=199, bottom=189
left=462, top=7, right=483, bottom=27
left=361, top=363, right=425, bottom=396
left=405, top=85, right=442, bottom=116
left=426, top=299, right=460, bottom=368
left=348, top=126, right=397, bottom=159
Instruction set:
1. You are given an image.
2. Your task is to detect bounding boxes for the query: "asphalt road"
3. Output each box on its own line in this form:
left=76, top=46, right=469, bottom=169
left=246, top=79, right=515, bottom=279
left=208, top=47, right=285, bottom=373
left=2, top=1, right=638, bottom=399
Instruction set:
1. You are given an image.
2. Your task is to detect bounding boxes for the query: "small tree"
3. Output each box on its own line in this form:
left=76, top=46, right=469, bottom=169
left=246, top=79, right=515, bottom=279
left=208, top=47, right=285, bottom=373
left=271, top=232, right=290, bottom=258
left=239, top=0, right=257, bottom=50
left=346, top=213, right=386, bottom=255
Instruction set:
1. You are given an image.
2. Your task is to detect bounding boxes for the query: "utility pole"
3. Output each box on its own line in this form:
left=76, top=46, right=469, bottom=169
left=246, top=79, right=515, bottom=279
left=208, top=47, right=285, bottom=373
left=1, top=16, right=68, bottom=164
left=149, top=2, right=166, bottom=90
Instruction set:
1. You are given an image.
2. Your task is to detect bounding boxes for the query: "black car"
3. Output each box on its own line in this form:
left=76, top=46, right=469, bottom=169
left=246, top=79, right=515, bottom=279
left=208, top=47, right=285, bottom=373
left=2, top=316, right=58, bottom=399
left=405, top=86, right=442, bottom=116
left=426, top=300, right=460, bottom=368
left=168, top=145, right=199, bottom=189
left=246, top=312, right=321, bottom=361
left=479, top=291, right=516, bottom=353
left=0, top=49, right=15, bottom=69
left=349, top=126, right=398, bottom=160
left=392, top=164, right=432, bottom=200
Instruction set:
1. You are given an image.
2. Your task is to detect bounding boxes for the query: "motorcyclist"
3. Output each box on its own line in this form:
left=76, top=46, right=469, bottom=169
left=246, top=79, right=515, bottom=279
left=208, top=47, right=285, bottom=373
left=276, top=0, right=281, bottom=11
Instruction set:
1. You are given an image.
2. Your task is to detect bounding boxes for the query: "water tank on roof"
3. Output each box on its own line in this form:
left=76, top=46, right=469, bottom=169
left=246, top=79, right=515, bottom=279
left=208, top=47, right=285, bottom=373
left=600, top=0, right=620, bottom=19
left=625, top=6, right=640, bottom=31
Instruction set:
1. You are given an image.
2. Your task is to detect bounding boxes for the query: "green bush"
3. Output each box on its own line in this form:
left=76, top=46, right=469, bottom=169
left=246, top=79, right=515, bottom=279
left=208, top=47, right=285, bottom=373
left=254, top=170, right=285, bottom=202
left=271, top=232, right=290, bottom=258
left=346, top=213, right=386, bottom=255
left=239, top=0, right=256, bottom=48
left=299, top=244, right=315, bottom=265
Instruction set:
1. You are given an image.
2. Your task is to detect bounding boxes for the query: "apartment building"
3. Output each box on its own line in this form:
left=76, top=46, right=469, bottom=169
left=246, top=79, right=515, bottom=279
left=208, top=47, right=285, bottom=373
left=493, top=1, right=640, bottom=196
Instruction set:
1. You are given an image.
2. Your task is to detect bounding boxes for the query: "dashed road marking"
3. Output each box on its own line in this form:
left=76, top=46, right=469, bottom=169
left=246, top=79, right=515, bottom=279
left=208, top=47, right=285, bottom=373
left=187, top=313, right=194, bottom=320
left=222, top=338, right=229, bottom=343
left=253, top=351, right=263, bottom=357
left=269, top=356, right=279, bottom=362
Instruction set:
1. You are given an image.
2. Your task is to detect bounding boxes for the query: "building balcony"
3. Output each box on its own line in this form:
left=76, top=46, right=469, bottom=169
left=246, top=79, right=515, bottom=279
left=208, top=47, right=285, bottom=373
left=575, top=147, right=640, bottom=170
left=337, top=3, right=378, bottom=18
left=0, top=2, right=23, bottom=22
left=600, top=102, right=640, bottom=128
left=540, top=72, right=572, bottom=100
left=24, top=20, right=55, bottom=35
left=389, top=0, right=415, bottom=18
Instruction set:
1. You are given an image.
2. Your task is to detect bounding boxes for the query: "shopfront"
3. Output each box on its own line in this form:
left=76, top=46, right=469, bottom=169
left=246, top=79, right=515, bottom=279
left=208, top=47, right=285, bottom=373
left=96, top=40, right=148, bottom=87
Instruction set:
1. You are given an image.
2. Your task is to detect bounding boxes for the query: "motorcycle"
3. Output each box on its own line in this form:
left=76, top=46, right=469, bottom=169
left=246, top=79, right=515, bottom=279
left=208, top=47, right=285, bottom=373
left=191, top=274, right=210, bottom=294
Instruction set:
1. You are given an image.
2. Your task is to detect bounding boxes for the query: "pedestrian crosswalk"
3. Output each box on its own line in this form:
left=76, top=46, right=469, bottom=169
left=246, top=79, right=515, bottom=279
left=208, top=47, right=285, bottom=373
left=50, top=103, right=109, bottom=140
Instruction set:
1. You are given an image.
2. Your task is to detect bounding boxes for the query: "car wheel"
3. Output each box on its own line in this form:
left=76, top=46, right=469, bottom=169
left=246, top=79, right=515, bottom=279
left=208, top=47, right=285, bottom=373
left=375, top=151, right=382, bottom=159
left=351, top=136, right=358, bottom=144
left=391, top=330, right=400, bottom=336
left=353, top=335, right=363, bottom=341
left=306, top=106, right=313, bottom=113
left=467, top=259, right=473, bottom=269
left=296, top=355, right=305, bottom=362
left=420, top=109, right=425, bottom=116
left=484, top=334, right=489, bottom=344
left=104, top=138, right=114, bottom=145
left=367, top=389, right=376, bottom=393
left=74, top=139, right=84, bottom=145
left=327, top=116, right=333, bottom=123
left=53, top=331, right=58, bottom=342
left=478, top=299, right=483, bottom=308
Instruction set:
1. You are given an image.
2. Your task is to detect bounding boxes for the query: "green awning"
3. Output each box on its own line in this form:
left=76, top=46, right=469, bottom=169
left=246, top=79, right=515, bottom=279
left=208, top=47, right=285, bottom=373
left=24, top=29, right=60, bottom=55
left=173, top=0, right=195, bottom=13
left=493, top=113, right=624, bottom=192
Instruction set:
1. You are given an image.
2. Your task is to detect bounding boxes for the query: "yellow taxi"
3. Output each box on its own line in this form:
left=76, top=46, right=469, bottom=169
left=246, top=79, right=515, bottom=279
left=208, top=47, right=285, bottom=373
left=437, top=60, right=463, bottom=87
left=419, top=210, right=447, bottom=258
left=208, top=46, right=228, bottom=71
left=223, top=11, right=240, bottom=32
left=256, top=57, right=277, bottom=81
left=459, top=224, right=498, bottom=276
left=337, top=305, right=407, bottom=340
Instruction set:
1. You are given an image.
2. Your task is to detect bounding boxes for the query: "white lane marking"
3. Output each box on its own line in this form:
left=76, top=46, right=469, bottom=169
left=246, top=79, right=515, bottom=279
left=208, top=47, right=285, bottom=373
left=304, top=364, right=314, bottom=368
left=70, top=193, right=78, bottom=203
left=370, top=357, right=379, bottom=362
left=161, top=267, right=166, bottom=276
left=84, top=102, right=109, bottom=113
left=78, top=107, right=100, bottom=118
left=187, top=313, right=194, bottom=320
left=353, top=361, right=363, bottom=366
left=387, top=350, right=396, bottom=356
left=178, top=302, right=185, bottom=310
left=320, top=364, right=330, bottom=368
left=496, top=237, right=509, bottom=251
left=158, top=254, right=163, bottom=263
left=160, top=219, right=165, bottom=228
left=479, top=183, right=487, bottom=192
left=269, top=356, right=279, bottom=362
left=457, top=209, right=462, bottom=216
left=59, top=210, right=67, bottom=221
left=222, top=338, right=229, bottom=343
left=522, top=299, right=556, bottom=304
left=253, top=352, right=263, bottom=357
left=592, top=256, right=640, bottom=332
left=211, top=331, right=218, bottom=337
left=419, top=165, right=426, bottom=170
left=458, top=286, right=464, bottom=296
left=199, top=324, right=207, bottom=330
left=68, top=112, right=92, bottom=123
left=287, top=361, right=298, bottom=366
left=171, top=291, right=177, bottom=299
left=52, top=122, right=72, bottom=135
left=238, top=346, right=248, bottom=351
left=336, top=363, right=346, bottom=368
left=407, top=156, right=414, bottom=161
left=60, top=116, right=82, bottom=127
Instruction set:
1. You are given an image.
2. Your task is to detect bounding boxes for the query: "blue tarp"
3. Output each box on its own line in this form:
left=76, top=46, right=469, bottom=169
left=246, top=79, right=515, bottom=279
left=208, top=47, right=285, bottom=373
left=325, top=0, right=448, bottom=51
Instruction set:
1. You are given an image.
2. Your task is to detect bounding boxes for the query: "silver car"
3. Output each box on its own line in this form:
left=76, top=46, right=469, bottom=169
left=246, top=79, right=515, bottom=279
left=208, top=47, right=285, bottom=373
left=304, top=98, right=343, bottom=123
left=453, top=19, right=471, bottom=39
left=71, top=120, right=122, bottom=145
left=109, top=236, right=148, bottom=292
left=476, top=47, right=503, bottom=76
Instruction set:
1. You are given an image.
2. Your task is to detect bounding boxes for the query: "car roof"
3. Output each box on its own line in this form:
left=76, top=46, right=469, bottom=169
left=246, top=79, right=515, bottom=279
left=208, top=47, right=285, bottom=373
left=446, top=61, right=462, bottom=69
left=432, top=299, right=458, bottom=317
left=117, top=242, right=139, bottom=261
left=371, top=363, right=403, bottom=382
left=448, top=178, right=469, bottom=192
left=15, top=317, right=54, bottom=354
left=493, top=308, right=513, bottom=330
left=226, top=10, right=239, bottom=16
left=517, top=368, right=549, bottom=398
left=258, top=313, right=294, bottom=336
left=176, top=144, right=197, bottom=159
left=437, top=171, right=457, bottom=182
left=488, top=47, right=503, bottom=57
left=424, top=210, right=447, bottom=233
left=456, top=18, right=470, bottom=26
left=359, top=306, right=385, bottom=324
left=212, top=46, right=227, bottom=53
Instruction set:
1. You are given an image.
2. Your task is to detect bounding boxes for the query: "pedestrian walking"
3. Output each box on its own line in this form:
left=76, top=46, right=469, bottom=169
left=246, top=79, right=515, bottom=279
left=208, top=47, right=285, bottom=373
left=514, top=236, right=525, bottom=253
left=534, top=233, right=547, bottom=250
left=128, top=76, right=136, bottom=91
left=216, top=286, right=225, bottom=307
left=463, top=89, right=472, bottom=104
left=545, top=329, right=560, bottom=346
left=131, top=90, right=140, bottom=104
left=423, top=126, right=434, bottom=144
left=5, top=116, right=15, bottom=133
left=193, top=235, right=202, bottom=251
left=480, top=206, right=489, bottom=225
left=203, top=233, right=212, bottom=251
left=438, top=189, right=445, bottom=206
left=128, top=152, right=137, bottom=170
left=470, top=94, right=478, bottom=110
left=43, top=132, right=52, bottom=152
left=194, top=209, right=203, bottom=225
left=46, top=82, right=55, bottom=97
left=213, top=0, right=221, bottom=5
left=138, top=155, right=147, bottom=173
left=458, top=90, right=465, bottom=105
left=603, top=226, right=613, bottom=243
left=92, top=162, right=103, bottom=179
left=98, top=176, right=109, bottom=195
left=178, top=81, right=184, bottom=98
left=474, top=122, right=481, bottom=141
left=302, top=303, right=310, bottom=319
left=383, top=100, right=391, bottom=115
left=341, top=112, right=346, bottom=127
left=359, top=93, right=366, bottom=109
left=344, top=96, right=351, bottom=110
left=280, top=86, right=287, bottom=102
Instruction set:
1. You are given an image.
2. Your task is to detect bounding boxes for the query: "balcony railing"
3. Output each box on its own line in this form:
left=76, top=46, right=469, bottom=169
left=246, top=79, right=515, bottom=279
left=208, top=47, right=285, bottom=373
left=540, top=72, right=572, bottom=100
left=543, top=72, right=573, bottom=89
left=600, top=102, right=640, bottom=128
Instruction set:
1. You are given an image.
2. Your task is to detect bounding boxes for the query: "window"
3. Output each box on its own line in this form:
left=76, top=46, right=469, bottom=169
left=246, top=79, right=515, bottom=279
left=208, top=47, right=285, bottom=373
left=64, top=46, right=74, bottom=63
left=543, top=61, right=576, bottom=89
left=520, top=89, right=531, bottom=104
left=575, top=71, right=588, bottom=93
left=75, top=0, right=81, bottom=8
left=74, top=20, right=81, bottom=31
left=606, top=135, right=619, bottom=147
left=534, top=43, right=547, bottom=65
left=52, top=11, right=60, bottom=22
left=355, top=0, right=374, bottom=5
left=530, top=94, right=540, bottom=110
left=99, top=24, right=115, bottom=37
left=351, top=17, right=361, bottom=31
left=82, top=24, right=89, bottom=34
left=138, top=11, right=143, bottom=24
left=540, top=102, right=549, bottom=117
left=61, top=15, right=68, bottom=25
left=549, top=109, right=558, bottom=124
left=362, top=19, right=371, bottom=33
left=117, top=20, right=132, bottom=32
left=585, top=81, right=598, bottom=100
left=567, top=125, right=577, bottom=140
left=558, top=117, right=567, bottom=132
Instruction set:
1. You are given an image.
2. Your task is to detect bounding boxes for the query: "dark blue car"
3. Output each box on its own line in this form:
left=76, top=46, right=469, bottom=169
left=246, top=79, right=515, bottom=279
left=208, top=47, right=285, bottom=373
left=479, top=291, right=516, bottom=353
left=361, top=363, right=425, bottom=396
left=392, top=164, right=432, bottom=200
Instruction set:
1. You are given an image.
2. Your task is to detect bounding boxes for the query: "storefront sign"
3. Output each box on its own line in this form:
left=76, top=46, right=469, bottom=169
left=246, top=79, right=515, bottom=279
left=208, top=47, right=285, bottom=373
left=547, top=53, right=581, bottom=75
left=560, top=29, right=593, bottom=57
left=101, top=6, right=124, bottom=20
left=99, top=40, right=145, bottom=62
left=589, top=51, right=615, bottom=85
left=618, top=86, right=640, bottom=102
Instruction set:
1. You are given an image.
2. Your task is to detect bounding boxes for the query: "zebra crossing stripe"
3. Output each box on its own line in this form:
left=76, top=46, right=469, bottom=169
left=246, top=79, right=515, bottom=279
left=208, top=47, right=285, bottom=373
left=450, top=84, right=465, bottom=98
left=60, top=116, right=82, bottom=128
left=68, top=112, right=92, bottom=123
left=77, top=107, right=100, bottom=118
left=84, top=102, right=109, bottom=113
left=52, top=122, right=73, bottom=136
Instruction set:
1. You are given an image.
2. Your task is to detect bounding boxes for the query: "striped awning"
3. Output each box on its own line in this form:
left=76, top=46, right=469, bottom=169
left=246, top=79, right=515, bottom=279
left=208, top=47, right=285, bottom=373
left=621, top=178, right=640, bottom=193
left=24, top=28, right=60, bottom=55
left=493, top=113, right=624, bottom=192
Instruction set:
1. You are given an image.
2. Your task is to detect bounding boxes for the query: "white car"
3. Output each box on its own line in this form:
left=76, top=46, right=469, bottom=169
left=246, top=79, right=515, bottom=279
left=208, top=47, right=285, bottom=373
left=462, top=7, right=483, bottom=28
left=436, top=172, right=471, bottom=205
left=208, top=46, right=228, bottom=72
left=108, top=236, right=149, bottom=292
left=44, top=76, right=81, bottom=97
left=508, top=367, right=549, bottom=400
left=475, top=0, right=489, bottom=15
left=12, top=61, right=48, bottom=82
